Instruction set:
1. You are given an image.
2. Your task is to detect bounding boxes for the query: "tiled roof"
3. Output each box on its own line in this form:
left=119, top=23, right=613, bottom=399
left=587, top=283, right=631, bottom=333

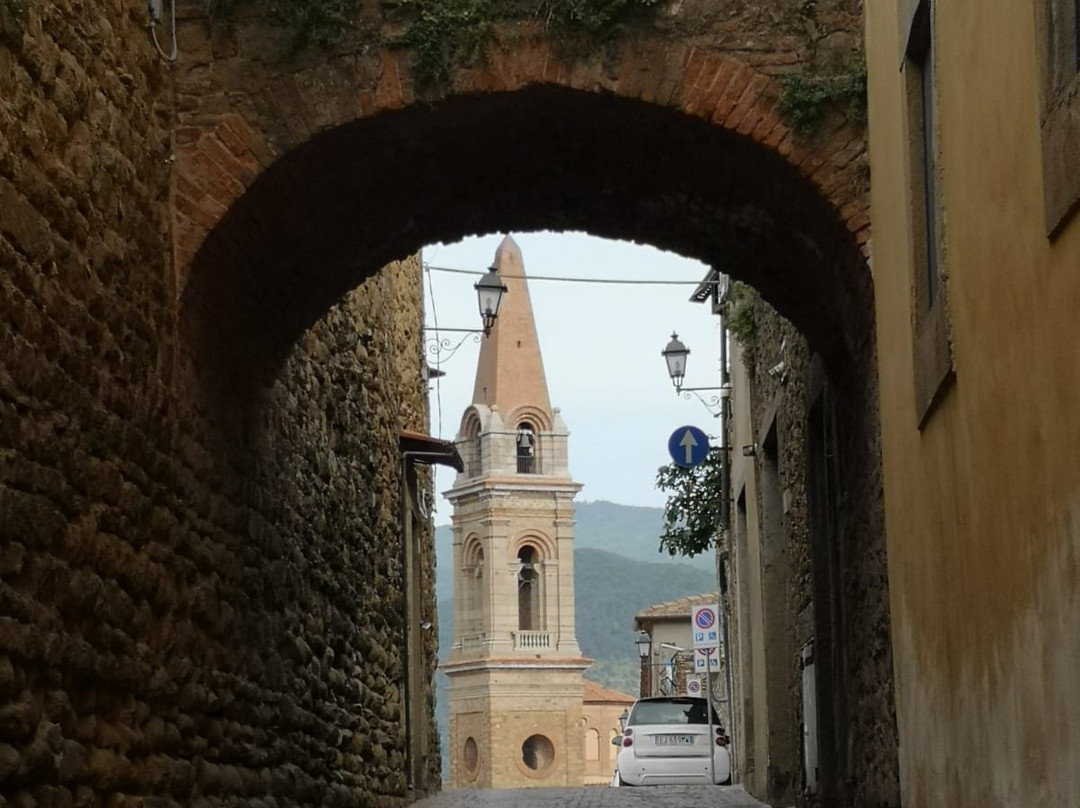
left=634, top=591, right=718, bottom=621
left=582, top=679, right=636, bottom=704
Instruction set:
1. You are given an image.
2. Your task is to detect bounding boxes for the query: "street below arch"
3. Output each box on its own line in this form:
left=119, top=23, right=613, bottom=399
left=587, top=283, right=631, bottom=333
left=414, top=785, right=770, bottom=808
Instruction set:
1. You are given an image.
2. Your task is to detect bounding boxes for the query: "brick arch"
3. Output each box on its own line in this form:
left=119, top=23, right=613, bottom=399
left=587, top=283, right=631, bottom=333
left=174, top=16, right=871, bottom=388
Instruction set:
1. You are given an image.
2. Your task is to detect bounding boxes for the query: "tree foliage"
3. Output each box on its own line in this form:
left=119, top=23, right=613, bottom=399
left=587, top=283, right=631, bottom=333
left=655, top=450, right=723, bottom=558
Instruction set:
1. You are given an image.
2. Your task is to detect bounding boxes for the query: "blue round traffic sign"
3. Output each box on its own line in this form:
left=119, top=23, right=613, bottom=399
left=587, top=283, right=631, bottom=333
left=667, top=425, right=710, bottom=468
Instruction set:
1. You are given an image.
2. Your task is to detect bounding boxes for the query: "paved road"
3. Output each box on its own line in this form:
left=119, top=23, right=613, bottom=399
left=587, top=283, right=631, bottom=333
left=413, top=785, right=771, bottom=808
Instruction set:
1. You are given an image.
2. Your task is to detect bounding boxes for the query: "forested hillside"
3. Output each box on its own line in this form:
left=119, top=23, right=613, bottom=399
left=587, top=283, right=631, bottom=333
left=433, top=500, right=713, bottom=602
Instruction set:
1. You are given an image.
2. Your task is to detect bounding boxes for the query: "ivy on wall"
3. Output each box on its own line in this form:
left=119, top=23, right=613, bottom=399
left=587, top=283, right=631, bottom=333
left=394, top=0, right=663, bottom=89
left=724, top=281, right=758, bottom=353
left=207, top=0, right=660, bottom=85
left=267, top=0, right=365, bottom=51
left=776, top=60, right=868, bottom=137
left=206, top=0, right=369, bottom=52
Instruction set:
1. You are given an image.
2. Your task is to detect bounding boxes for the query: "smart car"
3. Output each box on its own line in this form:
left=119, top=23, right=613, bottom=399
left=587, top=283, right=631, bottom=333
left=611, top=695, right=732, bottom=786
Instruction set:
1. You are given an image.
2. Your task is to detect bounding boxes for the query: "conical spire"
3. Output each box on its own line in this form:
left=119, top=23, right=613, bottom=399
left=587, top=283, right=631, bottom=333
left=470, top=235, right=552, bottom=418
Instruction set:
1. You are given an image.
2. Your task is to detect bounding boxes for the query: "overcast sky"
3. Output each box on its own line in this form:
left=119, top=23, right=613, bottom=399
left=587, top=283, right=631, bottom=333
left=422, top=231, right=724, bottom=525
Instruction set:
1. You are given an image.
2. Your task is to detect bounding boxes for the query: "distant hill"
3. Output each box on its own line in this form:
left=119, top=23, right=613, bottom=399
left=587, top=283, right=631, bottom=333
left=433, top=500, right=712, bottom=602
left=436, top=548, right=716, bottom=665
left=573, top=548, right=717, bottom=661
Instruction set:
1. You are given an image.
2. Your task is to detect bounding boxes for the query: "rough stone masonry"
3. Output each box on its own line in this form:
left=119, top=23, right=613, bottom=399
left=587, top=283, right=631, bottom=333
left=0, top=3, right=435, bottom=806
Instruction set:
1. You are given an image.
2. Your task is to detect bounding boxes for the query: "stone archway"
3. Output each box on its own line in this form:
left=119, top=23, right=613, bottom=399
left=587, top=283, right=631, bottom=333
left=168, top=3, right=891, bottom=806
left=173, top=3, right=871, bottom=390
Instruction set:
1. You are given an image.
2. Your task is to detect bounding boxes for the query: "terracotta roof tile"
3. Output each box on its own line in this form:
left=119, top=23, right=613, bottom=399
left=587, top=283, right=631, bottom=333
left=582, top=678, right=636, bottom=704
left=634, top=591, right=718, bottom=621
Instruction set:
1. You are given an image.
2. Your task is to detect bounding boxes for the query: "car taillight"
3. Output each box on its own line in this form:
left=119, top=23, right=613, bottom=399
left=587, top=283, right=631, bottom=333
left=622, top=737, right=633, bottom=747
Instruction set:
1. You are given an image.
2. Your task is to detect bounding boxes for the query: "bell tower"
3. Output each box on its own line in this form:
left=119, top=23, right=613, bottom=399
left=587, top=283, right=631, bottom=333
left=443, top=236, right=589, bottom=788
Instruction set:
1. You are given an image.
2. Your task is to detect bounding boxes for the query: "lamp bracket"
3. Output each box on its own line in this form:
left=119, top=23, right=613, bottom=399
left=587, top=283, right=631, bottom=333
left=424, top=328, right=482, bottom=367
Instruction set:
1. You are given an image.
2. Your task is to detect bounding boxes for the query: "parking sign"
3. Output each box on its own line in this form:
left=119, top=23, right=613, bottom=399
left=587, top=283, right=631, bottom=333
left=694, top=647, right=722, bottom=673
left=691, top=603, right=721, bottom=650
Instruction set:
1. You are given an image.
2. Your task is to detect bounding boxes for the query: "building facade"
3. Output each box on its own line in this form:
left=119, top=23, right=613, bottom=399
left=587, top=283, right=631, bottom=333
left=866, top=2, right=1080, bottom=805
left=442, top=237, right=591, bottom=788
left=634, top=593, right=720, bottom=701
left=581, top=681, right=635, bottom=786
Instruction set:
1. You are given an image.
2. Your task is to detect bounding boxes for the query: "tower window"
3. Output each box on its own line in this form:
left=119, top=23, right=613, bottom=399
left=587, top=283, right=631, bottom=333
left=463, top=737, right=479, bottom=774
left=517, top=545, right=541, bottom=631
left=516, top=423, right=536, bottom=474
left=521, top=734, right=555, bottom=771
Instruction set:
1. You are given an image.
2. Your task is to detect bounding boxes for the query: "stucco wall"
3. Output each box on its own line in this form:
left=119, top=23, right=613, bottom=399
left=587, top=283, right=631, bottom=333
left=867, top=1, right=1080, bottom=804
left=581, top=696, right=632, bottom=785
left=0, top=3, right=436, bottom=803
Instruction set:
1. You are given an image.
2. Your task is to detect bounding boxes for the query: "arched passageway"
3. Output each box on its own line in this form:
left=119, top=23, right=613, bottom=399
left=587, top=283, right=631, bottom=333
left=0, top=2, right=895, bottom=805
left=179, top=66, right=892, bottom=806
left=181, top=85, right=871, bottom=390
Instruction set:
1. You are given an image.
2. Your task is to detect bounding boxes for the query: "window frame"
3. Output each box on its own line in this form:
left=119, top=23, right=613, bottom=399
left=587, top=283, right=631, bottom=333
left=903, top=0, right=955, bottom=426
left=1037, top=0, right=1080, bottom=235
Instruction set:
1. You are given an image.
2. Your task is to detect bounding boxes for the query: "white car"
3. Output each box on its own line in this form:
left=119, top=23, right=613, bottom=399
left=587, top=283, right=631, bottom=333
left=611, top=696, right=732, bottom=787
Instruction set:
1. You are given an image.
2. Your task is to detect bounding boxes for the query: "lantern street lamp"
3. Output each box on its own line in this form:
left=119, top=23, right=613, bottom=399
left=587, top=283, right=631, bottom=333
left=661, top=333, right=727, bottom=416
left=636, top=632, right=652, bottom=660
left=475, top=265, right=509, bottom=336
left=422, top=263, right=509, bottom=376
left=661, top=333, right=690, bottom=391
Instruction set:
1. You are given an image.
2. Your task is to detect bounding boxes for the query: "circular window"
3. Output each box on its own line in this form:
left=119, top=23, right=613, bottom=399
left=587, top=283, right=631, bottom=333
left=521, top=734, right=555, bottom=771
left=463, top=737, right=478, bottom=773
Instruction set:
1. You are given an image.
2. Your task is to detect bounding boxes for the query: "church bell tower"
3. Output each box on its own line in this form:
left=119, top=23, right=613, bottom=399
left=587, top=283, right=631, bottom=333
left=442, top=236, right=589, bottom=788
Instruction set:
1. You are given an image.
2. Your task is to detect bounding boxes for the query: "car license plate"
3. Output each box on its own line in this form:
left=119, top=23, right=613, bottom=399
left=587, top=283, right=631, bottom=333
left=655, top=734, right=694, bottom=746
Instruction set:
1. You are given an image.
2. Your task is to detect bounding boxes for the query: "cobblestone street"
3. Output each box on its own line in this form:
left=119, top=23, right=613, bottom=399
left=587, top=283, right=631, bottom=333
left=413, top=786, right=772, bottom=808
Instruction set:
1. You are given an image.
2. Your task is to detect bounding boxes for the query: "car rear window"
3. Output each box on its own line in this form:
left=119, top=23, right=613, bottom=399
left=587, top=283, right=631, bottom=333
left=628, top=698, right=721, bottom=726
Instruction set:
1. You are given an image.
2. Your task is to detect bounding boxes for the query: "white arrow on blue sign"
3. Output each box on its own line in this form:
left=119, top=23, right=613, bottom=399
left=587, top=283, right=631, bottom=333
left=667, top=425, right=710, bottom=468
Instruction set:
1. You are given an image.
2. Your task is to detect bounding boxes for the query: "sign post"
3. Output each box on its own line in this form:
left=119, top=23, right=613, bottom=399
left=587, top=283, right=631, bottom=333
left=692, top=602, right=722, bottom=784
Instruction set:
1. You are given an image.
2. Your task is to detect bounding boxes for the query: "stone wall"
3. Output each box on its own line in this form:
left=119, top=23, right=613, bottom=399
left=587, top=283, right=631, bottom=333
left=731, top=291, right=898, bottom=808
left=0, top=3, right=436, bottom=804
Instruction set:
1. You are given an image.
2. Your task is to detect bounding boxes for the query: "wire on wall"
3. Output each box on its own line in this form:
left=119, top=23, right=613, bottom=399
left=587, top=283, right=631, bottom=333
left=424, top=264, right=445, bottom=438
left=148, top=0, right=178, bottom=62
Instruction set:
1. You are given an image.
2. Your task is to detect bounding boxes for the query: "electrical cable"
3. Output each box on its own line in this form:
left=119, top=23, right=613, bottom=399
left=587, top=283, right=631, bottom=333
left=424, top=263, right=445, bottom=438
left=149, top=0, right=178, bottom=62
left=424, top=263, right=719, bottom=286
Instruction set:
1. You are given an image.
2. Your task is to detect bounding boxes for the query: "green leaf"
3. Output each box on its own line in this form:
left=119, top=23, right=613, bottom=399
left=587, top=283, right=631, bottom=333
left=655, top=451, right=723, bottom=558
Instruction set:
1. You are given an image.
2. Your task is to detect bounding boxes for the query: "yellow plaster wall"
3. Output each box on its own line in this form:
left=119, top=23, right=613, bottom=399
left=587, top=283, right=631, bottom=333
left=581, top=701, right=631, bottom=784
left=866, top=1, right=1080, bottom=804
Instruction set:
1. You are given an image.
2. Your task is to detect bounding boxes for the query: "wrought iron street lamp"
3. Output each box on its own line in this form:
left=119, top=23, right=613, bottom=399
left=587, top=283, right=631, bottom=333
left=422, top=264, right=509, bottom=376
left=661, top=332, right=690, bottom=390
left=475, top=265, right=508, bottom=336
left=661, top=333, right=728, bottom=416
